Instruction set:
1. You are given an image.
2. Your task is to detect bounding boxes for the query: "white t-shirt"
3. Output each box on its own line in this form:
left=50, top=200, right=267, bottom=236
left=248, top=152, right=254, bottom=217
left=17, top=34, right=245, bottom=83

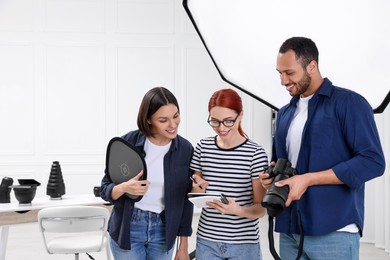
left=286, top=94, right=312, bottom=168
left=134, top=138, right=171, bottom=213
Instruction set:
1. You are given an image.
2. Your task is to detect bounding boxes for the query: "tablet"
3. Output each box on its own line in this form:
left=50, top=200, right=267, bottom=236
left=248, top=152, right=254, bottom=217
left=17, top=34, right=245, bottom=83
left=188, top=193, right=221, bottom=208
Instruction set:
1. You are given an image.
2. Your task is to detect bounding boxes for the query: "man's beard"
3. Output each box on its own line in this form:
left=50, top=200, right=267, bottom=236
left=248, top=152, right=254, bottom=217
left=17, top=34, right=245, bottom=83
left=294, top=72, right=311, bottom=97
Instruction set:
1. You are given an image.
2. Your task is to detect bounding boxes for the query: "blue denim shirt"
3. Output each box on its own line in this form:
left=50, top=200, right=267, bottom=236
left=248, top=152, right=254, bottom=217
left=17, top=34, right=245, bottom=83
left=100, top=130, right=194, bottom=250
left=273, top=78, right=385, bottom=236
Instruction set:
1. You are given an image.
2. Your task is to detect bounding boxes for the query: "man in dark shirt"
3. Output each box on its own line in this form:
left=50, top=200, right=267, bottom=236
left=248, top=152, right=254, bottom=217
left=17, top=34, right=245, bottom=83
left=261, top=36, right=386, bottom=260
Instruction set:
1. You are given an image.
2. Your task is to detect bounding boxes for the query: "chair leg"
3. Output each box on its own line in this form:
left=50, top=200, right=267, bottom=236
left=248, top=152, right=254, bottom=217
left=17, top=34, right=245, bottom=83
left=106, top=245, right=112, bottom=260
left=105, top=233, right=112, bottom=260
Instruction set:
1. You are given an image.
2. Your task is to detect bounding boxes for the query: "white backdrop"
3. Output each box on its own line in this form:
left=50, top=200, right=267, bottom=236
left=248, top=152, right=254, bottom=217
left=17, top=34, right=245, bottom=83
left=0, top=0, right=388, bottom=255
left=0, top=0, right=271, bottom=205
left=183, top=0, right=390, bottom=111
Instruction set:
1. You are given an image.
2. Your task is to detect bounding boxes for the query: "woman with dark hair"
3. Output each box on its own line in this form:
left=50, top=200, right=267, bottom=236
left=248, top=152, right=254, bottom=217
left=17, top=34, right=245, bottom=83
left=190, top=88, right=268, bottom=260
left=101, top=87, right=194, bottom=260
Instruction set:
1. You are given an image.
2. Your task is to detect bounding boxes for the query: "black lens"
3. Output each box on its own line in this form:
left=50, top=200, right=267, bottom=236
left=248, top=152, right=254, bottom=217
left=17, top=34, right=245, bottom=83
left=262, top=194, right=285, bottom=217
left=262, top=183, right=289, bottom=217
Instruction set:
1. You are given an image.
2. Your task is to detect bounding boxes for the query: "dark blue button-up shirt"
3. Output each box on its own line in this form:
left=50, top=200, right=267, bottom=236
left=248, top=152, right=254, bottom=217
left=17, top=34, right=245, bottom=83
left=273, top=78, right=385, bottom=236
left=101, top=130, right=194, bottom=250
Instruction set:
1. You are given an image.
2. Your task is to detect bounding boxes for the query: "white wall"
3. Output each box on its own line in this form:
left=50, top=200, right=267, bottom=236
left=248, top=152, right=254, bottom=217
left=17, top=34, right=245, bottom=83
left=0, top=0, right=271, bottom=199
left=0, top=0, right=388, bottom=254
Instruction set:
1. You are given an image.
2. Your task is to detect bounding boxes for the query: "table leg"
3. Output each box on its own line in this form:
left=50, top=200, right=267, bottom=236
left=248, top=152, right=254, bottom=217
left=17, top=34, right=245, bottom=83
left=0, top=226, right=9, bottom=260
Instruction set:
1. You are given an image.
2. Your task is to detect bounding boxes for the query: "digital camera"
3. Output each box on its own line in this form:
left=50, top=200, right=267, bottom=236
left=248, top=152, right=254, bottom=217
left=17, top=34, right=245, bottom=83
left=262, top=158, right=296, bottom=217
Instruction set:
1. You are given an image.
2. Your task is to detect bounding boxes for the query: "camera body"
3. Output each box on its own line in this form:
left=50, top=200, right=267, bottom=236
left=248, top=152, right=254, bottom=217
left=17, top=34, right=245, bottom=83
left=262, top=158, right=296, bottom=217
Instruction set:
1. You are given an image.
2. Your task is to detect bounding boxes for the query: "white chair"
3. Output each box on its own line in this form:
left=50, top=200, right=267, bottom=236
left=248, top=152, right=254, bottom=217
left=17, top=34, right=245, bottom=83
left=38, top=205, right=111, bottom=260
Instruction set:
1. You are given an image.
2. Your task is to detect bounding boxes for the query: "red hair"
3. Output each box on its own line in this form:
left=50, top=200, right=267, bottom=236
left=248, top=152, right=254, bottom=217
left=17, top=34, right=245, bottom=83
left=208, top=88, right=247, bottom=138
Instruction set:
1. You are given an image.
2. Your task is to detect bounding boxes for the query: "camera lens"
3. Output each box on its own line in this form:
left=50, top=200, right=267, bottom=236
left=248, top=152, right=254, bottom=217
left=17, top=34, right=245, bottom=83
left=261, top=158, right=295, bottom=217
left=262, top=193, right=286, bottom=217
left=262, top=180, right=289, bottom=217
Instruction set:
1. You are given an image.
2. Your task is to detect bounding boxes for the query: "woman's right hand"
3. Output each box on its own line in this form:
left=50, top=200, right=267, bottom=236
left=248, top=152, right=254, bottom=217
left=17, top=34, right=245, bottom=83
left=191, top=173, right=208, bottom=193
left=121, top=170, right=150, bottom=195
left=112, top=170, right=150, bottom=200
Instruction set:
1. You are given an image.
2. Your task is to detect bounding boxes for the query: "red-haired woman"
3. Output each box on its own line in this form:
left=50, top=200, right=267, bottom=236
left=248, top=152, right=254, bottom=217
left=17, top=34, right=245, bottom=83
left=190, top=88, right=268, bottom=260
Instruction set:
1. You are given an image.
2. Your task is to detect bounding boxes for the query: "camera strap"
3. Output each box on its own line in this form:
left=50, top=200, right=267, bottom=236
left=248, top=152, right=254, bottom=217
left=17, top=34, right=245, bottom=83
left=268, top=209, right=304, bottom=260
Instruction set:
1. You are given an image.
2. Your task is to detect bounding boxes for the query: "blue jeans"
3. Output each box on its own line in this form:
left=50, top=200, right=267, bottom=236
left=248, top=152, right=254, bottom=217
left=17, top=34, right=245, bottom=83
left=195, top=237, right=262, bottom=260
left=280, top=232, right=360, bottom=260
left=109, top=208, right=174, bottom=260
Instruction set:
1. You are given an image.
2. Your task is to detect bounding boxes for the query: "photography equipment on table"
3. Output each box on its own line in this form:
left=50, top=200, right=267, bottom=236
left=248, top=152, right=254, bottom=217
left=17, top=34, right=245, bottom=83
left=46, top=161, right=66, bottom=199
left=262, top=158, right=303, bottom=260
left=105, top=137, right=147, bottom=202
left=0, top=177, right=14, bottom=203
left=93, top=186, right=101, bottom=197
left=12, top=179, right=41, bottom=205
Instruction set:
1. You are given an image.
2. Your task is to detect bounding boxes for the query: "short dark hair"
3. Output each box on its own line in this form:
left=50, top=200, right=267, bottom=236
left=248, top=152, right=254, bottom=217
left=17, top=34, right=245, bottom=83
left=137, top=87, right=179, bottom=137
left=279, top=37, right=319, bottom=68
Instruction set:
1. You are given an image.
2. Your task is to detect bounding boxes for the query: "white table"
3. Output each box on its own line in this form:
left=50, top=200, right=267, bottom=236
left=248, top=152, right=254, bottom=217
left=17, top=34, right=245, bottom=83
left=0, top=194, right=110, bottom=260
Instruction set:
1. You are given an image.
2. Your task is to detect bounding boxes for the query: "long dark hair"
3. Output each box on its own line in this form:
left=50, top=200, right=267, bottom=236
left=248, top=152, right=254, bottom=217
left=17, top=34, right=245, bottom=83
left=137, top=87, right=179, bottom=137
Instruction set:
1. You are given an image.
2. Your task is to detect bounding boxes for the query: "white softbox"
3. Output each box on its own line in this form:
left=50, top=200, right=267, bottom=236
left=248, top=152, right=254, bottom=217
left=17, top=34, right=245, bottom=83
left=183, top=0, right=390, bottom=113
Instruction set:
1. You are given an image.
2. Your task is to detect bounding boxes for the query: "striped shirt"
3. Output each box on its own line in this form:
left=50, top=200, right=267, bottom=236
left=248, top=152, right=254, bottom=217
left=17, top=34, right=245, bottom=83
left=190, top=136, right=268, bottom=243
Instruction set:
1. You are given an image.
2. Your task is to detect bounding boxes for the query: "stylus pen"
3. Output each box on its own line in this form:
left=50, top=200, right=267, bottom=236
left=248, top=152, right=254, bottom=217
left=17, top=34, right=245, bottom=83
left=190, top=176, right=203, bottom=190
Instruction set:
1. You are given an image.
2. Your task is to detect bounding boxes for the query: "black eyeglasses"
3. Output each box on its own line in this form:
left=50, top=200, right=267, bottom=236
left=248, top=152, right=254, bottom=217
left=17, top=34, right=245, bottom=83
left=207, top=114, right=239, bottom=127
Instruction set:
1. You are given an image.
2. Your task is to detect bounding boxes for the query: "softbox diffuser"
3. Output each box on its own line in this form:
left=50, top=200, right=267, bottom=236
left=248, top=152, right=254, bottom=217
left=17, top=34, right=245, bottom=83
left=183, top=0, right=390, bottom=113
left=106, top=137, right=147, bottom=202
